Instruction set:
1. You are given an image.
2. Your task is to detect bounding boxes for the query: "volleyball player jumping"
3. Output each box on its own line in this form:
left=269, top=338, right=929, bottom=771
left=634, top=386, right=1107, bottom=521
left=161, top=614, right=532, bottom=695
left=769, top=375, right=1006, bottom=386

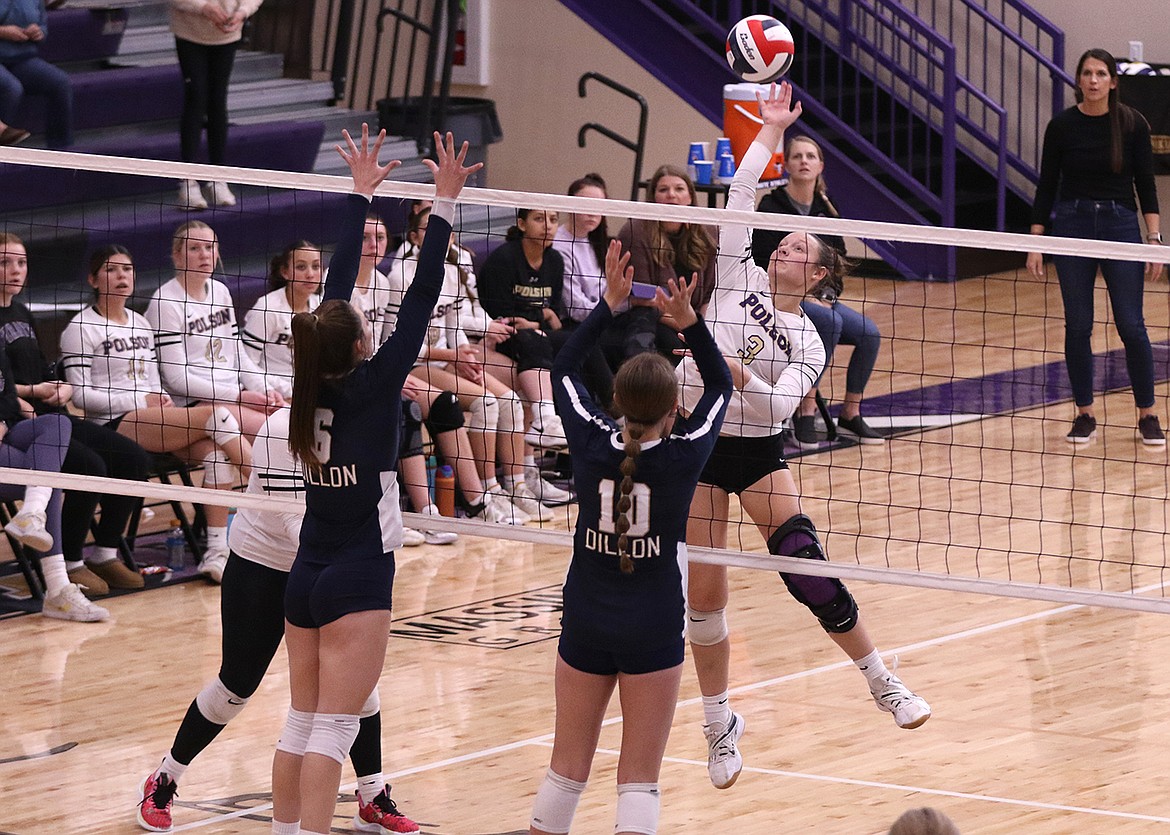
left=529, top=242, right=731, bottom=835
left=269, top=126, right=479, bottom=835
left=677, top=82, right=930, bottom=790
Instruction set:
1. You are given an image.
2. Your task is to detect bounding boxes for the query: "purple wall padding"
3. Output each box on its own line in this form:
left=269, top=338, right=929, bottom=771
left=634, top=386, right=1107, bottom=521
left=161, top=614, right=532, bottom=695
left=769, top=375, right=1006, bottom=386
left=38, top=8, right=128, bottom=65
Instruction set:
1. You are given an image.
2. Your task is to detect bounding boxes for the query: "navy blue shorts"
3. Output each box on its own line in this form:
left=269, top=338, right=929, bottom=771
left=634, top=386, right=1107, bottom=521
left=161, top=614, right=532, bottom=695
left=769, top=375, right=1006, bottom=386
left=699, top=432, right=788, bottom=495
left=284, top=552, right=396, bottom=629
left=558, top=632, right=684, bottom=676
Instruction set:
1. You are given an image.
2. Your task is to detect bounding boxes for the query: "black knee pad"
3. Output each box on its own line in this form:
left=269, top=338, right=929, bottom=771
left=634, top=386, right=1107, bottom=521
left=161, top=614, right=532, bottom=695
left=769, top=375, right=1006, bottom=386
left=399, top=397, right=424, bottom=458
left=768, top=514, right=859, bottom=634
left=424, top=391, right=464, bottom=435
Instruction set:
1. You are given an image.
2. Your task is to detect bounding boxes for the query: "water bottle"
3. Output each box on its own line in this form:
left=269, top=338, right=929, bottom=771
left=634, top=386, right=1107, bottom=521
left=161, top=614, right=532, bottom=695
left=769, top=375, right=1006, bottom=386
left=435, top=464, right=456, bottom=517
left=166, top=519, right=185, bottom=570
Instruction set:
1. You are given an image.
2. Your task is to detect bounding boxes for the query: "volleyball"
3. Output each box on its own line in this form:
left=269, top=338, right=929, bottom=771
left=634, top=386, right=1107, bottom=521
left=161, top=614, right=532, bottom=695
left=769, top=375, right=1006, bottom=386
left=725, top=15, right=795, bottom=84
left=1118, top=61, right=1155, bottom=75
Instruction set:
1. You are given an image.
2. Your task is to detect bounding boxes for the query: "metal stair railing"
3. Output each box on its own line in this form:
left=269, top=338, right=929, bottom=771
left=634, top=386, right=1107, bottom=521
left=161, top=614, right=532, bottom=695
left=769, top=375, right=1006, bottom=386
left=576, top=72, right=650, bottom=202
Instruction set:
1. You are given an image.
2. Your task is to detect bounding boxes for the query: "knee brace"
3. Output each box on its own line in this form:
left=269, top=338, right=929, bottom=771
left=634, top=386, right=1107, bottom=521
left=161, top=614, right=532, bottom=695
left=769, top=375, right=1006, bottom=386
left=685, top=606, right=729, bottom=647
left=615, top=783, right=661, bottom=835
left=274, top=707, right=314, bottom=756
left=464, top=391, right=499, bottom=434
left=530, top=769, right=586, bottom=835
left=359, top=687, right=380, bottom=719
left=195, top=676, right=249, bottom=726
left=201, top=448, right=239, bottom=488
left=304, top=713, right=361, bottom=764
left=496, top=388, right=524, bottom=434
left=768, top=514, right=858, bottom=634
left=425, top=391, right=465, bottom=435
left=205, top=406, right=242, bottom=446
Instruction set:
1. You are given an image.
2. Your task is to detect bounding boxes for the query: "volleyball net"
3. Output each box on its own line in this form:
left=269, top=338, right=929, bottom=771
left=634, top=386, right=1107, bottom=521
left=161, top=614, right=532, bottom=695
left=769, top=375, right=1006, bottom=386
left=1, top=144, right=1168, bottom=615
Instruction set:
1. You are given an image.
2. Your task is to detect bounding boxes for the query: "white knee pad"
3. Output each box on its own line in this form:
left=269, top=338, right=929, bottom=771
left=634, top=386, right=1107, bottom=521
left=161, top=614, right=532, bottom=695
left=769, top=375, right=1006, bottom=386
left=496, top=388, right=524, bottom=434
left=530, top=769, right=586, bottom=835
left=202, top=448, right=239, bottom=488
left=195, top=677, right=249, bottom=725
left=464, top=391, right=499, bottom=434
left=274, top=707, right=314, bottom=757
left=615, top=783, right=660, bottom=835
left=359, top=688, right=380, bottom=719
left=304, top=713, right=360, bottom=764
left=205, top=406, right=242, bottom=446
left=686, top=606, right=728, bottom=647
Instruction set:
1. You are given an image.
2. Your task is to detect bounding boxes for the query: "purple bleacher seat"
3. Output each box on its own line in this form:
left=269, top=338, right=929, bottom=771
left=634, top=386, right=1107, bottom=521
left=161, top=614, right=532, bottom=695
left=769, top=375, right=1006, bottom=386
left=38, top=8, right=128, bottom=65
left=0, top=120, right=326, bottom=213
left=16, top=64, right=183, bottom=135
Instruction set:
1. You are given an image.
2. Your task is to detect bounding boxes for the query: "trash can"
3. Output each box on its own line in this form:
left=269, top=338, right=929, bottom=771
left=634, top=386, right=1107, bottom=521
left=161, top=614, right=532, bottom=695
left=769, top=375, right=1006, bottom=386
left=723, top=83, right=785, bottom=183
left=378, top=96, right=503, bottom=186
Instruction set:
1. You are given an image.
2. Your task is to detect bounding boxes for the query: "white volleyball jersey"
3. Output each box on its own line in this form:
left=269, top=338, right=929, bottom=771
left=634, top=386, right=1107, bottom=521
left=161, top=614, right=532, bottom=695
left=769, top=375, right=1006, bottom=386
left=348, top=268, right=397, bottom=348
left=385, top=244, right=468, bottom=364
left=676, top=140, right=825, bottom=437
left=145, top=277, right=260, bottom=406
left=240, top=287, right=321, bottom=399
left=59, top=306, right=163, bottom=423
left=228, top=407, right=304, bottom=572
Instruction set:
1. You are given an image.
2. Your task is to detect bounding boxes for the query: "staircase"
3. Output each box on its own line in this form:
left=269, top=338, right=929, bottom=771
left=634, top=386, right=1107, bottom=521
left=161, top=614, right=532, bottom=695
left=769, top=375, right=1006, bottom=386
left=559, top=0, right=1071, bottom=280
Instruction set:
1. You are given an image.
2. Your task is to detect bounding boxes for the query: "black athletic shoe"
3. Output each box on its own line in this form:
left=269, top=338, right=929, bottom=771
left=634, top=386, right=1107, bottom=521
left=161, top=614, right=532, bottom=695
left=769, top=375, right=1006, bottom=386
left=1066, top=414, right=1097, bottom=444
left=836, top=414, right=885, bottom=445
left=1138, top=415, right=1166, bottom=447
left=792, top=414, right=819, bottom=450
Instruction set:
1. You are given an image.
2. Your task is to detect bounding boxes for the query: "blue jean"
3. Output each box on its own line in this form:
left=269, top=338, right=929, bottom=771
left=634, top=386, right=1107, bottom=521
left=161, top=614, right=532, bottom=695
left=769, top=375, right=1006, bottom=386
left=0, top=414, right=71, bottom=554
left=1051, top=199, right=1154, bottom=409
left=0, top=55, right=73, bottom=148
left=801, top=299, right=881, bottom=394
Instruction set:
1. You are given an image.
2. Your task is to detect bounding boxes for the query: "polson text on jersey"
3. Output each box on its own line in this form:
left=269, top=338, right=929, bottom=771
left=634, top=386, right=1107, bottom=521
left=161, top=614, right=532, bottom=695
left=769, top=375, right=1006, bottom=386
left=739, top=292, right=793, bottom=355
left=100, top=335, right=152, bottom=355
left=186, top=308, right=233, bottom=335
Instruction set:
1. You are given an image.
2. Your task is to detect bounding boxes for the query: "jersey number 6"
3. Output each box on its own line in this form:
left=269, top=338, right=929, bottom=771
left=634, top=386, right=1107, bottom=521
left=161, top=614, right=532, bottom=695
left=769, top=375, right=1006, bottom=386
left=311, top=408, right=334, bottom=463
left=597, top=479, right=651, bottom=537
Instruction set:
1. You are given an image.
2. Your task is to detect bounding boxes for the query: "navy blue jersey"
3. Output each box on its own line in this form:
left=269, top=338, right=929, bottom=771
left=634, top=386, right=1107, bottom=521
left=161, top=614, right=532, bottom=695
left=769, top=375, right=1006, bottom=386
left=296, top=193, right=449, bottom=562
left=553, top=300, right=731, bottom=651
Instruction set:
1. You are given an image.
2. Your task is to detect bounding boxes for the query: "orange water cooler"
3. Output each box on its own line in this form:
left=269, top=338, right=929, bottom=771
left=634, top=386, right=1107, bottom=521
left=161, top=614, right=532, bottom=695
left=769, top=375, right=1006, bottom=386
left=722, top=82, right=785, bottom=183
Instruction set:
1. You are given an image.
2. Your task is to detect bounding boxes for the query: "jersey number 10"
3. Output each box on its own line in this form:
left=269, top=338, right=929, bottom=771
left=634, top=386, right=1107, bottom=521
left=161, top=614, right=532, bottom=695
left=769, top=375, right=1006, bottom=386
left=597, top=479, right=651, bottom=537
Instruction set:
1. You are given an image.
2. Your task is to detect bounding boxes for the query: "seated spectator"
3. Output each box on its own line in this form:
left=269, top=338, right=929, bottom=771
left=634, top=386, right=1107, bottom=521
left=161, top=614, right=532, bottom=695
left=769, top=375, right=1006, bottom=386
left=447, top=227, right=574, bottom=507
left=0, top=353, right=102, bottom=621
left=751, top=135, right=884, bottom=446
left=887, top=807, right=960, bottom=835
left=0, top=233, right=150, bottom=596
left=550, top=173, right=614, bottom=408
left=60, top=244, right=254, bottom=583
left=477, top=208, right=568, bottom=451
left=611, top=164, right=717, bottom=368
left=147, top=221, right=284, bottom=441
left=391, top=206, right=548, bottom=522
left=241, top=241, right=323, bottom=399
left=0, top=0, right=72, bottom=149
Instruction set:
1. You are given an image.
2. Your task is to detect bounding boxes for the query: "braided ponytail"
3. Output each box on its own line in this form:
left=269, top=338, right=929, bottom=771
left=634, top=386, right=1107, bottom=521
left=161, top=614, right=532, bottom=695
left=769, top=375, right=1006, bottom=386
left=615, top=422, right=647, bottom=574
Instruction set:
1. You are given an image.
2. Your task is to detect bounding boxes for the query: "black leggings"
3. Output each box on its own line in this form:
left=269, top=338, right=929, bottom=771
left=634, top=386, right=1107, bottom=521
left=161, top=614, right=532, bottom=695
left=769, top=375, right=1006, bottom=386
left=61, top=416, right=151, bottom=562
left=218, top=554, right=289, bottom=697
left=174, top=37, right=239, bottom=165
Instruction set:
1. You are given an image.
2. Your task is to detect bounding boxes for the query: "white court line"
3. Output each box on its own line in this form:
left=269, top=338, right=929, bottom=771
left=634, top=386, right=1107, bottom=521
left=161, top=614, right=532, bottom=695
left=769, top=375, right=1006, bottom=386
left=172, top=582, right=1166, bottom=829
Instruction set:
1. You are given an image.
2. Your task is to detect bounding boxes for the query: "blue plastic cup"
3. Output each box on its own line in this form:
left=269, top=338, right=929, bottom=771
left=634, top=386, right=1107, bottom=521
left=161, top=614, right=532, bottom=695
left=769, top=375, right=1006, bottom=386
left=715, top=136, right=732, bottom=159
left=694, top=159, right=714, bottom=185
left=717, top=153, right=736, bottom=182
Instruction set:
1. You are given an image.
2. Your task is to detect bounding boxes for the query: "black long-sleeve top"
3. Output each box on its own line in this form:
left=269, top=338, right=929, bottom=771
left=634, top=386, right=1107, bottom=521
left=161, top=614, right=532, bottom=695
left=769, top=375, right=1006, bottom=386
left=1031, top=105, right=1159, bottom=227
left=477, top=239, right=565, bottom=325
left=750, top=186, right=847, bottom=269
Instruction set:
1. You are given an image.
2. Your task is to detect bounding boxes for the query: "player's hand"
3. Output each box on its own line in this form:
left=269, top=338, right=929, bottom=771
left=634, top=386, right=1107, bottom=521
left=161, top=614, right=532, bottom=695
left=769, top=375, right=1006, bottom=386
left=424, top=131, right=484, bottom=200
left=655, top=273, right=698, bottom=331
left=602, top=239, right=633, bottom=311
left=1025, top=250, right=1046, bottom=280
left=337, top=124, right=402, bottom=197
left=145, top=392, right=172, bottom=408
left=484, top=318, right=515, bottom=347
left=756, top=81, right=802, bottom=131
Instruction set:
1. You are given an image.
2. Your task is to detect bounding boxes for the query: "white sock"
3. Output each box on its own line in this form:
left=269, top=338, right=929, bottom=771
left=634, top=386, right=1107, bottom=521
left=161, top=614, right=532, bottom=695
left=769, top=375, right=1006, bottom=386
left=524, top=455, right=537, bottom=470
left=65, top=559, right=84, bottom=572
left=855, top=648, right=889, bottom=687
left=21, top=485, right=52, bottom=515
left=422, top=504, right=441, bottom=517
left=158, top=754, right=188, bottom=784
left=501, top=473, right=520, bottom=493
left=41, top=554, right=69, bottom=596
left=271, top=821, right=300, bottom=835
left=205, top=526, right=228, bottom=555
left=701, top=692, right=732, bottom=728
left=89, top=546, right=119, bottom=566
left=356, top=773, right=384, bottom=804
left=483, top=476, right=499, bottom=493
